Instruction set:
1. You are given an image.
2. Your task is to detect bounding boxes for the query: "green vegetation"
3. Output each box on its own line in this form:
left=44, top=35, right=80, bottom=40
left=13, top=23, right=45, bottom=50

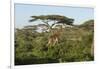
left=15, top=15, right=94, bottom=65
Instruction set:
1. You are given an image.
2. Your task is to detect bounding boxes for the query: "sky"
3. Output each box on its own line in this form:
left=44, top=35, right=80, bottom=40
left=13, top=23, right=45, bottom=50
left=15, top=3, right=94, bottom=28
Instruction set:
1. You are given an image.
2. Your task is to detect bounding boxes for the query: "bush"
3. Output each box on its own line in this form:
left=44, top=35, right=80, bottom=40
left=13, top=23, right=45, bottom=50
left=15, top=21, right=94, bottom=65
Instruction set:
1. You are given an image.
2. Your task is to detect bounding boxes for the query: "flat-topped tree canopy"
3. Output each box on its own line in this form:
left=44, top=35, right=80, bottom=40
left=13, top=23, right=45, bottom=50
left=29, top=15, right=74, bottom=29
left=57, top=17, right=74, bottom=25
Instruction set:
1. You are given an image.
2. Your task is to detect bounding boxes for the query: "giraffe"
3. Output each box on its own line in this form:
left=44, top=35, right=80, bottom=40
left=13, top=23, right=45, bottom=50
left=47, top=26, right=63, bottom=46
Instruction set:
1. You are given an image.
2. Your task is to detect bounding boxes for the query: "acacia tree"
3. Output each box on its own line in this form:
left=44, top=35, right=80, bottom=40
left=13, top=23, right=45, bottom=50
left=29, top=15, right=74, bottom=32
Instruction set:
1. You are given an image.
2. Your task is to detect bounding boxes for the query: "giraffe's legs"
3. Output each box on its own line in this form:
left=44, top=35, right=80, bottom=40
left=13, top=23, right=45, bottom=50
left=53, top=38, right=58, bottom=46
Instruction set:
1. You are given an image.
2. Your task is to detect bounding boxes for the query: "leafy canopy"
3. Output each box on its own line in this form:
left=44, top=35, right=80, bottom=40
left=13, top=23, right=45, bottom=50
left=29, top=15, right=74, bottom=27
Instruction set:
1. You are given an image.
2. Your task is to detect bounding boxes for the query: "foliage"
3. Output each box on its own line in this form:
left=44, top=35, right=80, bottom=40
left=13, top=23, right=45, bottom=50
left=15, top=16, right=94, bottom=65
left=29, top=15, right=74, bottom=31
